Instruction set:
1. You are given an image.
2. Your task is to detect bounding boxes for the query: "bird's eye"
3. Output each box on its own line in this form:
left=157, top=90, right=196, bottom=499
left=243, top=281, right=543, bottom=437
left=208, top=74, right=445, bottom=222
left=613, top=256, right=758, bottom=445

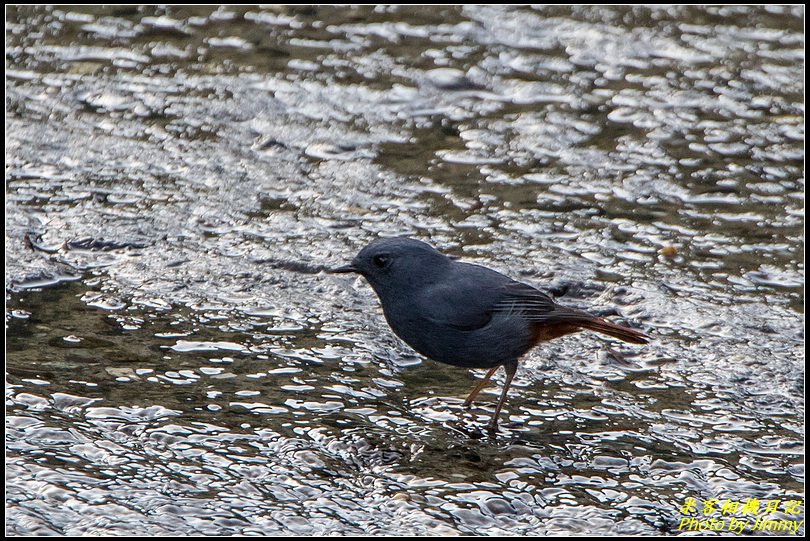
left=372, top=254, right=390, bottom=268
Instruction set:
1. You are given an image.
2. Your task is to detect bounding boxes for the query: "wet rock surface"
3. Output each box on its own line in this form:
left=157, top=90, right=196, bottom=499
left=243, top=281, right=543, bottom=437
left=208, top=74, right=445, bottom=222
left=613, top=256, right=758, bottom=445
left=6, top=5, right=804, bottom=535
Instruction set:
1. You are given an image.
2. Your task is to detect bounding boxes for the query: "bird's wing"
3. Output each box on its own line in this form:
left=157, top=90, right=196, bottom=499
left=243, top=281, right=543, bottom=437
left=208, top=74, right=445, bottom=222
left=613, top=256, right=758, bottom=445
left=418, top=262, right=591, bottom=331
left=417, top=262, right=583, bottom=331
left=419, top=280, right=495, bottom=331
left=417, top=262, right=519, bottom=332
left=492, top=280, right=589, bottom=323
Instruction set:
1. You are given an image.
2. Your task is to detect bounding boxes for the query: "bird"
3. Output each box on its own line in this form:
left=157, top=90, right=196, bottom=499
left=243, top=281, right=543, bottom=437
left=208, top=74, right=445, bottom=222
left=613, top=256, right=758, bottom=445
left=330, top=236, right=648, bottom=433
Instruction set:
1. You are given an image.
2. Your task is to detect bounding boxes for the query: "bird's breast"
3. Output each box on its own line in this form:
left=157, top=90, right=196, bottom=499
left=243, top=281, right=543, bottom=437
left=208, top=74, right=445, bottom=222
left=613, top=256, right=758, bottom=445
left=382, top=307, right=535, bottom=369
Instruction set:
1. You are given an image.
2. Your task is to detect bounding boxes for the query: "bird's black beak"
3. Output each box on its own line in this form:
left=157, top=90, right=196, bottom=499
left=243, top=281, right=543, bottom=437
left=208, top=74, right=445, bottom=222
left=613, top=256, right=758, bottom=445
left=328, top=264, right=358, bottom=274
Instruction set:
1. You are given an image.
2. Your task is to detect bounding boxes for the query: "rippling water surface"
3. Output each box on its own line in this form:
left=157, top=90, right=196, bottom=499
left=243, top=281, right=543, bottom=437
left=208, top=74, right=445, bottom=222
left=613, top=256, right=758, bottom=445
left=6, top=5, right=804, bottom=535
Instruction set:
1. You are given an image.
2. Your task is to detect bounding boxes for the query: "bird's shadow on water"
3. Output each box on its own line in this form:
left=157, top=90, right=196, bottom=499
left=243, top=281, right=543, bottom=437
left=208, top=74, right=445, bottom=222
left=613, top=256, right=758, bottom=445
left=384, top=357, right=554, bottom=438
left=380, top=414, right=575, bottom=489
left=371, top=361, right=667, bottom=462
left=342, top=346, right=704, bottom=489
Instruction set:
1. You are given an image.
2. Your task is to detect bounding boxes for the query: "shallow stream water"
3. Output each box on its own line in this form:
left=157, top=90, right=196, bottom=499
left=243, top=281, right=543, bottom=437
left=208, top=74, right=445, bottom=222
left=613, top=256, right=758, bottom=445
left=6, top=5, right=804, bottom=535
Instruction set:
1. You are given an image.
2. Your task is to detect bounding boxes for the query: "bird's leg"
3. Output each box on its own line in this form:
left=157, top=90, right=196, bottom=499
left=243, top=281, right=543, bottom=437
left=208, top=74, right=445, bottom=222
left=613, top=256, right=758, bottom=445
left=463, top=367, right=497, bottom=408
left=485, top=360, right=518, bottom=434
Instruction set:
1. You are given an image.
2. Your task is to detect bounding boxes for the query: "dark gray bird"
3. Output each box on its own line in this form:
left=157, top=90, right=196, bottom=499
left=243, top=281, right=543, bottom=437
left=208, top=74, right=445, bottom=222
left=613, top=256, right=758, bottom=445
left=331, top=237, right=648, bottom=433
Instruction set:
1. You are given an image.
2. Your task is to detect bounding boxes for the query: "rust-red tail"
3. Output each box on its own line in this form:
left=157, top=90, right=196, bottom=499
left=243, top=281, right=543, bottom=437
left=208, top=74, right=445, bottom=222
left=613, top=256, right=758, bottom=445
left=579, top=317, right=649, bottom=344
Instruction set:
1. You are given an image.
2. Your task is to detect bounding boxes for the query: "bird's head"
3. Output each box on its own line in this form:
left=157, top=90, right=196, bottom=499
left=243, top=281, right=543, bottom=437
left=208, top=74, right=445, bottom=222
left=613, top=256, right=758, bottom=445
left=330, top=236, right=451, bottom=297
